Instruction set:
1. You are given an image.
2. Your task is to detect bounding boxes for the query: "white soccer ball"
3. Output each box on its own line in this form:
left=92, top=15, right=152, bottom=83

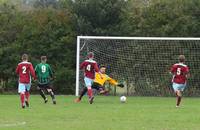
left=120, top=96, right=126, bottom=103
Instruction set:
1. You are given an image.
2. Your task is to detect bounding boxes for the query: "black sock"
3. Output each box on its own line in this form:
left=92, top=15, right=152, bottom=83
left=79, top=87, right=88, bottom=100
left=49, top=91, right=55, bottom=101
left=39, top=89, right=46, bottom=100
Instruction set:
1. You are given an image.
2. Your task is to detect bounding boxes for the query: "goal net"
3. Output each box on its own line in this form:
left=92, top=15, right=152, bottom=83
left=76, top=36, right=200, bottom=97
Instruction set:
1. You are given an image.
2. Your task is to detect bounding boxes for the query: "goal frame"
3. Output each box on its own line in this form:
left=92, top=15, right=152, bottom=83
left=76, top=36, right=200, bottom=96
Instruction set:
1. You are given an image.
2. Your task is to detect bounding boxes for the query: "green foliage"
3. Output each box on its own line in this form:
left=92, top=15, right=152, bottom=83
left=126, top=0, right=200, bottom=36
left=71, top=0, right=127, bottom=35
left=0, top=2, right=76, bottom=94
left=0, top=0, right=200, bottom=94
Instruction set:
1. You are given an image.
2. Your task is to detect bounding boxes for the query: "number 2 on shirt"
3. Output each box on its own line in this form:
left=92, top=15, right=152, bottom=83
left=22, top=66, right=26, bottom=74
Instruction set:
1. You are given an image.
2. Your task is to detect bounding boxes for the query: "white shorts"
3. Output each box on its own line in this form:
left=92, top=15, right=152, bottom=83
left=84, top=77, right=93, bottom=87
left=18, top=83, right=31, bottom=93
left=172, top=83, right=186, bottom=92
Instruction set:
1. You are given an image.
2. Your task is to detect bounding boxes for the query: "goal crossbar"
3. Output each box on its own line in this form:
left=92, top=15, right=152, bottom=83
left=77, top=36, right=200, bottom=40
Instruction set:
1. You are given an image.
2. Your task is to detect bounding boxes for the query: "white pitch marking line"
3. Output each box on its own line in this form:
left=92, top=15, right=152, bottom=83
left=0, top=121, right=26, bottom=127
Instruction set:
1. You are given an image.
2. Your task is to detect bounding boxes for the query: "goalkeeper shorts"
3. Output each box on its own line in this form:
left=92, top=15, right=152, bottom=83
left=92, top=82, right=104, bottom=91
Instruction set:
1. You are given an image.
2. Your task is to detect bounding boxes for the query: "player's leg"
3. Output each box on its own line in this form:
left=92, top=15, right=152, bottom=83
left=75, top=87, right=88, bottom=103
left=173, top=83, right=185, bottom=107
left=18, top=83, right=26, bottom=108
left=84, top=77, right=94, bottom=104
left=24, top=84, right=31, bottom=107
left=175, top=90, right=181, bottom=107
left=37, top=84, right=48, bottom=103
left=75, top=83, right=102, bottom=103
left=92, top=82, right=105, bottom=94
left=46, top=86, right=56, bottom=104
left=173, top=83, right=180, bottom=107
left=76, top=82, right=99, bottom=103
left=99, top=87, right=109, bottom=95
left=92, top=82, right=109, bottom=95
left=177, top=84, right=186, bottom=107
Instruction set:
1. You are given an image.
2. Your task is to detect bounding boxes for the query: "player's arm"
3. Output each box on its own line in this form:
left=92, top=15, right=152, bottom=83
left=34, top=64, right=39, bottom=80
left=80, top=62, right=85, bottom=70
left=94, top=63, right=103, bottom=79
left=48, top=65, right=54, bottom=79
left=16, top=65, right=19, bottom=75
left=30, top=64, right=36, bottom=80
left=186, top=72, right=190, bottom=79
left=185, top=67, right=190, bottom=79
left=169, top=65, right=176, bottom=75
left=34, top=64, right=38, bottom=75
left=107, top=76, right=124, bottom=88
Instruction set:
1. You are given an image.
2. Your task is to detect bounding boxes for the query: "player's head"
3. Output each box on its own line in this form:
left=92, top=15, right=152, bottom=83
left=100, top=65, right=106, bottom=74
left=179, top=55, right=185, bottom=63
left=87, top=52, right=94, bottom=59
left=22, top=54, right=28, bottom=61
left=41, top=56, right=47, bottom=63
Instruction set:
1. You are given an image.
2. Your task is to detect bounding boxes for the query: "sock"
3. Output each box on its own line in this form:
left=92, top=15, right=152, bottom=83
left=40, top=89, right=46, bottom=100
left=20, top=93, right=25, bottom=106
left=176, top=96, right=182, bottom=106
left=25, top=91, right=30, bottom=102
left=87, top=87, right=93, bottom=98
left=79, top=87, right=88, bottom=100
left=49, top=91, right=55, bottom=101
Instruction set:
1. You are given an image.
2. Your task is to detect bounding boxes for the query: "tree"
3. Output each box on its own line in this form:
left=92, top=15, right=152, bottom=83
left=70, top=0, right=127, bottom=36
left=0, top=2, right=76, bottom=94
left=126, top=0, right=200, bottom=37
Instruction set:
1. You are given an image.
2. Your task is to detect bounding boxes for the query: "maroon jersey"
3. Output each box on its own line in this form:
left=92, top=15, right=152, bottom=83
left=16, top=61, right=36, bottom=84
left=80, top=59, right=99, bottom=79
left=171, top=63, right=189, bottom=84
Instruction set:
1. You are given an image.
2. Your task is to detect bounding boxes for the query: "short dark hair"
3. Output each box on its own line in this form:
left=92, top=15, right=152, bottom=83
left=179, top=55, right=185, bottom=62
left=41, top=56, right=47, bottom=61
left=100, top=65, right=106, bottom=68
left=22, top=54, right=28, bottom=61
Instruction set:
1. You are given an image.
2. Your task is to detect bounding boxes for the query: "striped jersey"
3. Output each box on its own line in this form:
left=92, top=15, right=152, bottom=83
left=35, top=63, right=53, bottom=84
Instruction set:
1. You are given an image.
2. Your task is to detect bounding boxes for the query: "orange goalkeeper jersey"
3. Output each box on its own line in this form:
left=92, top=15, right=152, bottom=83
left=94, top=73, right=118, bottom=86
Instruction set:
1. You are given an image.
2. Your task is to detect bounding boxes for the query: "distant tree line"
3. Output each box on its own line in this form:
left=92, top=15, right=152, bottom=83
left=0, top=0, right=200, bottom=95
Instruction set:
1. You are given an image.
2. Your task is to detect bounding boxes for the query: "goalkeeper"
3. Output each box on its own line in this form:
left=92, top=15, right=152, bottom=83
left=75, top=65, right=124, bottom=103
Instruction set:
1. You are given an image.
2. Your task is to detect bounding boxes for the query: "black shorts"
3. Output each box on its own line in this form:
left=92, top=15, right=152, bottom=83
left=92, top=82, right=104, bottom=91
left=38, top=83, right=52, bottom=90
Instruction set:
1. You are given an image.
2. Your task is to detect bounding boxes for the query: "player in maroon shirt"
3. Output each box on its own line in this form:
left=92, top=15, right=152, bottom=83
left=170, top=55, right=190, bottom=107
left=16, top=54, right=36, bottom=108
left=75, top=52, right=101, bottom=104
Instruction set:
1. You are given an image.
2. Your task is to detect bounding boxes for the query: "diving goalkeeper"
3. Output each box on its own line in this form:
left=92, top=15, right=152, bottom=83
left=75, top=65, right=124, bottom=103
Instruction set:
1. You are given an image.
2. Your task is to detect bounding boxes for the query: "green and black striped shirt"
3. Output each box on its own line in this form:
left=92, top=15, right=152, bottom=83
left=35, top=63, right=53, bottom=84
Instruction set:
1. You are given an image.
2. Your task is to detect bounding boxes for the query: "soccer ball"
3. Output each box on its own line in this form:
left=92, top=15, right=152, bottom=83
left=120, top=96, right=126, bottom=103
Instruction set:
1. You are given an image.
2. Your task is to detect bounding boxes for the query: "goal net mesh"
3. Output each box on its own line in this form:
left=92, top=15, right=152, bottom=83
left=77, top=37, right=200, bottom=96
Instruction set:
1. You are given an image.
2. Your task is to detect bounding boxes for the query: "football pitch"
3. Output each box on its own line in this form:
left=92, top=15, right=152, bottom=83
left=0, top=95, right=200, bottom=130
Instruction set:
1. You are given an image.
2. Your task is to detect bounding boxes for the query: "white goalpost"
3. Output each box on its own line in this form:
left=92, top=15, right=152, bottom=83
left=76, top=36, right=200, bottom=96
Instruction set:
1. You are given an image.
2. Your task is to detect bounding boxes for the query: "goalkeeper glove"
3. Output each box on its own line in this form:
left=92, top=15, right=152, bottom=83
left=117, top=83, right=124, bottom=88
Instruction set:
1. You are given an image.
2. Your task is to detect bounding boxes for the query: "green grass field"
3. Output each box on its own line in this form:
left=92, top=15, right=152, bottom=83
left=0, top=95, right=200, bottom=130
